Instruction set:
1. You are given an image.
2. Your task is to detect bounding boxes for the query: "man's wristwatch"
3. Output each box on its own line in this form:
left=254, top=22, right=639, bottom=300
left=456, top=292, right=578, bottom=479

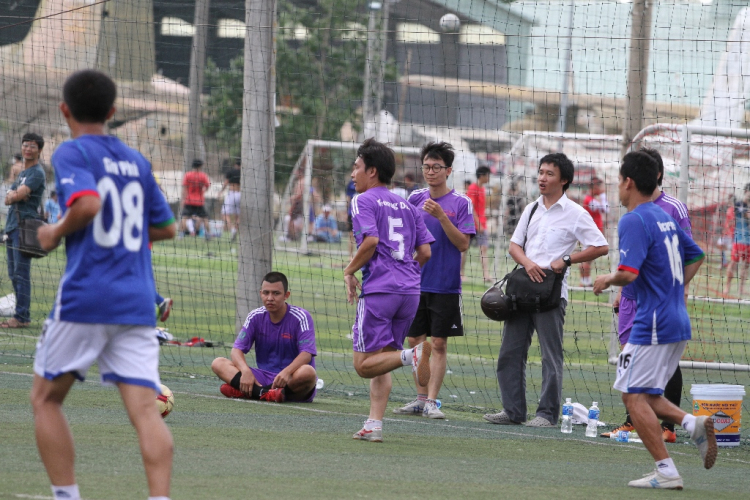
left=562, top=254, right=572, bottom=267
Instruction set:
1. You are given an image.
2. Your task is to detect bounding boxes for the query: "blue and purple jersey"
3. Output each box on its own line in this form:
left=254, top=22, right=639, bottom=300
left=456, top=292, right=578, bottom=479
left=234, top=305, right=316, bottom=373
left=622, top=190, right=691, bottom=299
left=408, top=188, right=475, bottom=294
left=351, top=186, right=435, bottom=296
left=49, top=135, right=175, bottom=325
left=617, top=202, right=704, bottom=345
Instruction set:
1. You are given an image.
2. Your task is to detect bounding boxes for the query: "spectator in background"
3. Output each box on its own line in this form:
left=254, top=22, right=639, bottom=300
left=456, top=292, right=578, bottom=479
left=44, top=190, right=61, bottom=224
left=3, top=132, right=46, bottom=328
left=723, top=183, right=750, bottom=297
left=389, top=178, right=409, bottom=199
left=404, top=172, right=418, bottom=196
left=220, top=159, right=241, bottom=242
left=7, top=153, right=23, bottom=182
left=179, top=159, right=211, bottom=240
left=345, top=170, right=356, bottom=257
left=504, top=180, right=524, bottom=239
left=580, top=176, right=608, bottom=287
left=462, top=166, right=492, bottom=282
left=314, top=204, right=341, bottom=243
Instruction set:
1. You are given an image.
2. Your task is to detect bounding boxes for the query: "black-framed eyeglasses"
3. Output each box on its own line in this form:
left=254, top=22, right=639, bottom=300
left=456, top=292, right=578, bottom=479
left=421, top=164, right=448, bottom=173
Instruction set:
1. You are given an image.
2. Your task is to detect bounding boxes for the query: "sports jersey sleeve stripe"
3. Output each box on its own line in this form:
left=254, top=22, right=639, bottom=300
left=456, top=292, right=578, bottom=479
left=684, top=252, right=705, bottom=265
left=151, top=216, right=176, bottom=228
left=65, top=189, right=100, bottom=207
left=618, top=265, right=640, bottom=275
left=453, top=192, right=474, bottom=215
left=289, top=306, right=310, bottom=331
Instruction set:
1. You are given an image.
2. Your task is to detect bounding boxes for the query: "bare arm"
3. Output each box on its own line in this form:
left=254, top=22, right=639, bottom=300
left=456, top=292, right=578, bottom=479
left=422, top=199, right=470, bottom=252
left=684, top=255, right=705, bottom=285
left=550, top=245, right=609, bottom=273
left=36, top=196, right=101, bottom=252
left=593, top=269, right=638, bottom=295
left=5, top=185, right=31, bottom=205
left=414, top=242, right=432, bottom=267
left=273, top=351, right=313, bottom=389
left=149, top=222, right=177, bottom=242
left=343, top=236, right=378, bottom=304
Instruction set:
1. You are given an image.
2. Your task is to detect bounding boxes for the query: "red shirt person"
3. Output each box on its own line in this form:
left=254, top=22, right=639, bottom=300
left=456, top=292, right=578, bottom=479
left=180, top=159, right=212, bottom=238
left=462, top=166, right=492, bottom=282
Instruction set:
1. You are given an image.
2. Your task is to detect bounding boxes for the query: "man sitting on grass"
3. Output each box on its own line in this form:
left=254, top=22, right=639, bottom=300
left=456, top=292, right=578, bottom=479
left=211, top=272, right=318, bottom=402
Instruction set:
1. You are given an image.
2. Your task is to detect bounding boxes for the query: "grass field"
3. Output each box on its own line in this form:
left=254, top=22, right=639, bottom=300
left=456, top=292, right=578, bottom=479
left=1, top=234, right=749, bottom=498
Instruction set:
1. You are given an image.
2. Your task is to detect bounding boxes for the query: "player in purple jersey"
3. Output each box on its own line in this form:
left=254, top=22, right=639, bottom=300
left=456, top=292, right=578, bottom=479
left=211, top=272, right=317, bottom=403
left=395, top=142, right=475, bottom=419
left=594, top=151, right=714, bottom=490
left=32, top=70, right=176, bottom=500
left=344, top=138, right=435, bottom=442
left=604, top=148, right=692, bottom=442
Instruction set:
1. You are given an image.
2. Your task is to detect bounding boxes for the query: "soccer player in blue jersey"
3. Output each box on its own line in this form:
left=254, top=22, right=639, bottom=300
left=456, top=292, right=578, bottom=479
left=32, top=70, right=176, bottom=500
left=594, top=151, right=716, bottom=490
left=395, top=142, right=475, bottom=419
left=345, top=138, right=435, bottom=442
left=211, top=272, right=318, bottom=403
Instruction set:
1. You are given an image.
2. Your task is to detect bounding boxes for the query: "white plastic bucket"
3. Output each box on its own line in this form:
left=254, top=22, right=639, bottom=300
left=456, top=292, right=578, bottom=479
left=690, top=384, right=746, bottom=447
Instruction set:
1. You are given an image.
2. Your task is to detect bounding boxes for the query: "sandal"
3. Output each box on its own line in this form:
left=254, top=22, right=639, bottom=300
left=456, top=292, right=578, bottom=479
left=0, top=318, right=30, bottom=328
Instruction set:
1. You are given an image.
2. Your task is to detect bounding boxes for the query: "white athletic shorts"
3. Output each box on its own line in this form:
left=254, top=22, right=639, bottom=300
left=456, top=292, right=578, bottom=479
left=33, top=319, right=161, bottom=392
left=221, top=191, right=241, bottom=216
left=613, top=340, right=687, bottom=395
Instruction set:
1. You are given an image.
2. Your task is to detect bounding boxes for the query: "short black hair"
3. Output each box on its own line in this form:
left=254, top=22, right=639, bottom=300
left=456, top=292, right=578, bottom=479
left=420, top=141, right=455, bottom=168
left=476, top=166, right=491, bottom=178
left=620, top=151, right=658, bottom=196
left=744, top=183, right=750, bottom=193
left=357, top=138, right=396, bottom=185
left=404, top=172, right=415, bottom=182
left=538, top=153, right=574, bottom=192
left=62, top=69, right=117, bottom=123
left=21, top=132, right=44, bottom=150
left=262, top=271, right=289, bottom=293
left=234, top=158, right=241, bottom=167
left=640, top=148, right=665, bottom=186
left=50, top=190, right=57, bottom=197
left=13, top=153, right=22, bottom=161
left=192, top=159, right=204, bottom=169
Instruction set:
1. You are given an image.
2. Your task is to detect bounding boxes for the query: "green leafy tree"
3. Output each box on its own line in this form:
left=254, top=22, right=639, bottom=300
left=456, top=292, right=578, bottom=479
left=202, top=0, right=367, bottom=186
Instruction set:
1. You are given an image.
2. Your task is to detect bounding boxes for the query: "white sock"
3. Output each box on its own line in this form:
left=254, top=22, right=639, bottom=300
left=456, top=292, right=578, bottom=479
left=417, top=394, right=427, bottom=401
left=364, top=419, right=382, bottom=431
left=655, top=458, right=679, bottom=478
left=681, top=414, right=696, bottom=435
left=400, top=349, right=414, bottom=366
left=52, top=484, right=81, bottom=500
left=148, top=497, right=170, bottom=500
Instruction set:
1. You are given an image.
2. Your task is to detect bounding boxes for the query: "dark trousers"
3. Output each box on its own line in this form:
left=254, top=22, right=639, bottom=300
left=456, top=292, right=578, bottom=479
left=6, top=229, right=32, bottom=323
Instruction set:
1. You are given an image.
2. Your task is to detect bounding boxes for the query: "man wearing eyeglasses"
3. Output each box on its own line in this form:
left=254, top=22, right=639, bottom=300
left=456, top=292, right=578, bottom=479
left=394, top=142, right=476, bottom=419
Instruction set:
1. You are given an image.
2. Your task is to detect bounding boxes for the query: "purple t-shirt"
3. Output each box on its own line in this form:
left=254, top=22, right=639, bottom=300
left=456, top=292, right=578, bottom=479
left=233, top=305, right=316, bottom=373
left=408, top=188, right=476, bottom=294
left=622, top=191, right=692, bottom=300
left=351, top=186, right=435, bottom=295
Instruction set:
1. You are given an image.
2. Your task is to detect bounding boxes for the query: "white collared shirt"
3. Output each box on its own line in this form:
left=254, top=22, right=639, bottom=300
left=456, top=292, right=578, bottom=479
left=510, top=193, right=608, bottom=300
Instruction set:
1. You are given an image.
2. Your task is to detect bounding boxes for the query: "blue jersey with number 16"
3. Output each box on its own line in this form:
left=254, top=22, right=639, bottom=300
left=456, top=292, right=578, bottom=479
left=50, top=136, right=175, bottom=325
left=617, top=202, right=704, bottom=345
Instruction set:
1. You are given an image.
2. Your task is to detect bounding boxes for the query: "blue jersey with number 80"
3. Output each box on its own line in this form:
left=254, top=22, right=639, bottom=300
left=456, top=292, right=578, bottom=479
left=50, top=136, right=175, bottom=325
left=617, top=202, right=704, bottom=345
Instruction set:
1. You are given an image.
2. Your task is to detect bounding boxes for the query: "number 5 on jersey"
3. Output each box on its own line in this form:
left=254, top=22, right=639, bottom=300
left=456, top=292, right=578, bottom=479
left=388, top=216, right=404, bottom=260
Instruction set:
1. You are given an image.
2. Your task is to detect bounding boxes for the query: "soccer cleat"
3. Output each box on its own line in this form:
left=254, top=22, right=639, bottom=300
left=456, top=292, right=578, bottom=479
left=353, top=425, right=383, bottom=442
left=412, top=341, right=432, bottom=387
left=662, top=426, right=677, bottom=443
left=259, top=387, right=285, bottom=403
left=600, top=422, right=635, bottom=438
left=157, top=298, right=173, bottom=322
left=392, top=398, right=425, bottom=415
left=628, top=470, right=683, bottom=490
left=483, top=410, right=522, bottom=425
left=423, top=400, right=445, bottom=419
left=691, top=415, right=718, bottom=469
left=220, top=383, right=248, bottom=399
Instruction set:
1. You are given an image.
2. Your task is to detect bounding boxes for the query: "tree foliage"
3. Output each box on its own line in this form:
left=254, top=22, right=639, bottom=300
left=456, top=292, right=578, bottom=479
left=202, top=0, right=367, bottom=187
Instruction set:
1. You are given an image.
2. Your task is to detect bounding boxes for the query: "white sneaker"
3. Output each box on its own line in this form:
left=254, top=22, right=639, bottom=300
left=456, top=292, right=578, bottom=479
left=628, top=470, right=683, bottom=490
left=691, top=415, right=718, bottom=469
left=423, top=400, right=445, bottom=419
left=392, top=398, right=425, bottom=415
left=352, top=425, right=382, bottom=442
left=412, top=341, right=432, bottom=387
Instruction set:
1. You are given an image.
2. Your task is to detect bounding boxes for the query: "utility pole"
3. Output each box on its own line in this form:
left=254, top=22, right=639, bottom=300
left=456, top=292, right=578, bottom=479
left=621, top=0, right=654, bottom=157
left=184, top=0, right=210, bottom=170
left=556, top=0, right=575, bottom=135
left=236, top=0, right=276, bottom=328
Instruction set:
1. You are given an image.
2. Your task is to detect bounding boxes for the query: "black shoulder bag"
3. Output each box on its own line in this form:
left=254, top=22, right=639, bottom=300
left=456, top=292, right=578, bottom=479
left=18, top=194, right=48, bottom=259
left=500, top=202, right=564, bottom=313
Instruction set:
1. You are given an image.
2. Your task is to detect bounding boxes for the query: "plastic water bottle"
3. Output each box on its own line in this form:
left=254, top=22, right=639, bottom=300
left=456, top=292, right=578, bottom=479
left=610, top=430, right=630, bottom=442
left=435, top=399, right=442, bottom=409
left=585, top=401, right=600, bottom=437
left=560, top=398, right=573, bottom=434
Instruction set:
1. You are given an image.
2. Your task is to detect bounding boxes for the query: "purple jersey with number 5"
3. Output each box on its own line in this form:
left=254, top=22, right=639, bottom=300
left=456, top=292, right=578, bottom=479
left=351, top=186, right=434, bottom=295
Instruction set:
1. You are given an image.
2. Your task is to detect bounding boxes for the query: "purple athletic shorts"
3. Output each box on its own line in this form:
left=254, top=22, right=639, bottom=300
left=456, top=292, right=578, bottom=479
left=617, top=295, right=636, bottom=345
left=352, top=293, right=420, bottom=353
left=250, top=367, right=316, bottom=403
